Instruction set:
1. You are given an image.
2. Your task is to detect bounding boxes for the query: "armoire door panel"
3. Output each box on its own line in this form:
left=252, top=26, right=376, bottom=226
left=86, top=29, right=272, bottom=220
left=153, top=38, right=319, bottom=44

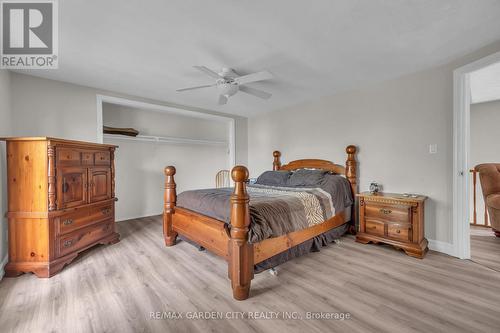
left=57, top=167, right=88, bottom=209
left=89, top=167, right=112, bottom=203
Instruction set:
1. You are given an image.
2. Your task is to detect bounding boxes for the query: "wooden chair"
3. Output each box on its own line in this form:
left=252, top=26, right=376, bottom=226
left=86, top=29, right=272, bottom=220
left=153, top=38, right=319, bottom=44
left=215, top=170, right=230, bottom=188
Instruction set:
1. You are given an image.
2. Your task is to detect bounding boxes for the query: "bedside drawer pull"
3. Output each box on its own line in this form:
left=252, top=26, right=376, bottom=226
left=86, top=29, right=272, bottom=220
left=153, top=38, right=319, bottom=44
left=63, top=239, right=75, bottom=248
left=379, top=208, right=392, bottom=215
left=63, top=219, right=73, bottom=225
left=396, top=229, right=401, bottom=234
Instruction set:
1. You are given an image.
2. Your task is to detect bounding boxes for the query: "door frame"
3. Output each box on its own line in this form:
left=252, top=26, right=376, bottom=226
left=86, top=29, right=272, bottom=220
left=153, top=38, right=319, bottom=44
left=453, top=50, right=500, bottom=259
left=95, top=95, right=236, bottom=170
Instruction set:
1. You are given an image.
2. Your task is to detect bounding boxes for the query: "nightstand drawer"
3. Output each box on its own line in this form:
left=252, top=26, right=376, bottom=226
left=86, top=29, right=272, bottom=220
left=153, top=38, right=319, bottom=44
left=365, top=219, right=385, bottom=237
left=365, top=203, right=411, bottom=224
left=387, top=223, right=412, bottom=242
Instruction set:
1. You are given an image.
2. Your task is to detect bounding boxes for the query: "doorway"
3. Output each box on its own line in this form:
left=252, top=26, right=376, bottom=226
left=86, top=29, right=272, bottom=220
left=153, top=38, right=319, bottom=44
left=453, top=51, right=500, bottom=260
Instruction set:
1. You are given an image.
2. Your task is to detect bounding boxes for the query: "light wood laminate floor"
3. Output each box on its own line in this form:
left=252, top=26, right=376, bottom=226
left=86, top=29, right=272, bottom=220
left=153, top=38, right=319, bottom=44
left=1, top=216, right=499, bottom=333
left=471, top=225, right=500, bottom=272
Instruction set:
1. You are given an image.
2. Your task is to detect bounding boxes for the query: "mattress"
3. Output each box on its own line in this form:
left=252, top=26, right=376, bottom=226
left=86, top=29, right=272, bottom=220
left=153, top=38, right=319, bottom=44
left=177, top=174, right=353, bottom=243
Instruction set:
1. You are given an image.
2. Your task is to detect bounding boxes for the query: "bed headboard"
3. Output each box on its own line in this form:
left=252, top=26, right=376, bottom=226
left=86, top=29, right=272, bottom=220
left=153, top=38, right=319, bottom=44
left=272, top=145, right=358, bottom=195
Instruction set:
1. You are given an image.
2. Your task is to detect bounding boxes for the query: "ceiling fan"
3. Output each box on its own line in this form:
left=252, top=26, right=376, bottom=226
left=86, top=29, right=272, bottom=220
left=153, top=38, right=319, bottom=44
left=176, top=66, right=273, bottom=105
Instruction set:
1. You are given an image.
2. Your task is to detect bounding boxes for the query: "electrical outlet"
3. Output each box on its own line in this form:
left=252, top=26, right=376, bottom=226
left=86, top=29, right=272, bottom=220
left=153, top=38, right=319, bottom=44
left=429, top=144, right=437, bottom=154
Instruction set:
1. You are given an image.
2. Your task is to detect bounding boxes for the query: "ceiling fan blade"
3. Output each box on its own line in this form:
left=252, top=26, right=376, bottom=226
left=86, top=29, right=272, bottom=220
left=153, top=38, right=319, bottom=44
left=176, top=84, right=215, bottom=92
left=193, top=66, right=221, bottom=79
left=234, top=70, right=273, bottom=85
left=239, top=85, right=272, bottom=99
left=218, top=95, right=228, bottom=105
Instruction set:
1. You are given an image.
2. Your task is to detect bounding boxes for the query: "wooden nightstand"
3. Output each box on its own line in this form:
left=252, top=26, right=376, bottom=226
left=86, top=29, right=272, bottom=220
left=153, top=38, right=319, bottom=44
left=356, top=192, right=428, bottom=258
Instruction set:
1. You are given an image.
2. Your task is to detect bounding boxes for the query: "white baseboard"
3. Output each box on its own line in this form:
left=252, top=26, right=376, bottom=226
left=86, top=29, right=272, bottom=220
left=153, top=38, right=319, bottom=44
left=428, top=239, right=456, bottom=257
left=0, top=255, right=8, bottom=281
left=116, top=212, right=162, bottom=223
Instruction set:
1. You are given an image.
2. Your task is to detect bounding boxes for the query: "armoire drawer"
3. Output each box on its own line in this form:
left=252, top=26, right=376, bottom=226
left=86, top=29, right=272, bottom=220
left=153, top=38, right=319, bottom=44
left=55, top=208, right=90, bottom=235
left=57, top=149, right=81, bottom=166
left=82, top=151, right=94, bottom=165
left=57, top=221, right=113, bottom=258
left=95, top=151, right=111, bottom=165
left=89, top=202, right=114, bottom=222
left=56, top=202, right=113, bottom=235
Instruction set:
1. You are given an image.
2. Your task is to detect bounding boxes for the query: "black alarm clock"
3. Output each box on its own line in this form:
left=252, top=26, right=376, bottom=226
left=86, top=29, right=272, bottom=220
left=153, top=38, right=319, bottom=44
left=369, top=182, right=380, bottom=194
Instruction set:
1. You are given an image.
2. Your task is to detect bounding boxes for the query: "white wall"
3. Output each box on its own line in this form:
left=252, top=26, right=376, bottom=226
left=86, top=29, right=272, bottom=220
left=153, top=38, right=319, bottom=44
left=10, top=73, right=101, bottom=141
left=9, top=73, right=248, bottom=165
left=248, top=41, right=500, bottom=246
left=103, top=104, right=230, bottom=221
left=469, top=100, right=500, bottom=226
left=470, top=100, right=500, bottom=164
left=0, top=70, right=12, bottom=277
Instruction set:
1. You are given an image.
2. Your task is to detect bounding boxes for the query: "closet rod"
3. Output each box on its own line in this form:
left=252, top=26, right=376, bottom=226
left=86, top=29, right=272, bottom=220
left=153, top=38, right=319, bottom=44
left=103, top=134, right=227, bottom=146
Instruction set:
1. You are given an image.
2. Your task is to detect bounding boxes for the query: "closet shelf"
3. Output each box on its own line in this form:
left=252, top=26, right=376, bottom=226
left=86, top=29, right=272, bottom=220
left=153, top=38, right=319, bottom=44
left=103, top=134, right=227, bottom=146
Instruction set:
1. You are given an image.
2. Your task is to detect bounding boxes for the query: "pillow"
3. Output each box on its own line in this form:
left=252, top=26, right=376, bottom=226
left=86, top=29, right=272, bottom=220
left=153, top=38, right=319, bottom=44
left=287, top=169, right=328, bottom=186
left=255, top=170, right=291, bottom=186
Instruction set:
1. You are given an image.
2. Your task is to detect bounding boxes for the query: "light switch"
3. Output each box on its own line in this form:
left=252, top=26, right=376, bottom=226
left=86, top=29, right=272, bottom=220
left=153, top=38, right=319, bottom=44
left=429, top=144, right=437, bottom=154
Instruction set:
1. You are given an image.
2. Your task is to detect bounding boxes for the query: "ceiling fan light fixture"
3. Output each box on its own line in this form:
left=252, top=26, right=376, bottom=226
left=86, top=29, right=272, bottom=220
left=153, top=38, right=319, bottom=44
left=177, top=66, right=273, bottom=105
left=217, top=82, right=239, bottom=97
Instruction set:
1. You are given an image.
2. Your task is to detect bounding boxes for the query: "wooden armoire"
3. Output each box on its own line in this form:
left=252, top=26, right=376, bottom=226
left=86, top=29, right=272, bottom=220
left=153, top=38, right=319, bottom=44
left=1, top=137, right=120, bottom=278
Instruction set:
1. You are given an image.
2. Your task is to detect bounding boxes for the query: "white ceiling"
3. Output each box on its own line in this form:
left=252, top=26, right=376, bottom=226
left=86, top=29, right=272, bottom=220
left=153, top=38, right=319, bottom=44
left=18, top=0, right=500, bottom=117
left=470, top=61, right=500, bottom=104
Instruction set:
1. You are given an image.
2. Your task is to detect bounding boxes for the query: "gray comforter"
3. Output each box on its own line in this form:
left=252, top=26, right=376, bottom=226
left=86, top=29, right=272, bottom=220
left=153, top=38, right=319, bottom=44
left=177, top=174, right=353, bottom=243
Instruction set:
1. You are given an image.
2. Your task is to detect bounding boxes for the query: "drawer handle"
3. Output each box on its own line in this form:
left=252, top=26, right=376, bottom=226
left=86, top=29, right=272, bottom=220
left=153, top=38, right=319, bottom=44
left=63, top=239, right=75, bottom=248
left=396, top=229, right=401, bottom=234
left=379, top=208, right=392, bottom=214
left=101, top=208, right=111, bottom=215
left=63, top=219, right=73, bottom=225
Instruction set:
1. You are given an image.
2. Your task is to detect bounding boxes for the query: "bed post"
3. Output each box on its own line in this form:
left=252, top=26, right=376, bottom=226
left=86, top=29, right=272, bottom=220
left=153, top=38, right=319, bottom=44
left=345, top=145, right=357, bottom=195
left=346, top=145, right=358, bottom=233
left=273, top=151, right=281, bottom=170
left=228, top=166, right=253, bottom=300
left=163, top=166, right=178, bottom=246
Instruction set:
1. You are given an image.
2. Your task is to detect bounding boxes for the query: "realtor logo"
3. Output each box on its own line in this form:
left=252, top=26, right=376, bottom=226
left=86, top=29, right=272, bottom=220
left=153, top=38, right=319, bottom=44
left=1, top=0, right=58, bottom=68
